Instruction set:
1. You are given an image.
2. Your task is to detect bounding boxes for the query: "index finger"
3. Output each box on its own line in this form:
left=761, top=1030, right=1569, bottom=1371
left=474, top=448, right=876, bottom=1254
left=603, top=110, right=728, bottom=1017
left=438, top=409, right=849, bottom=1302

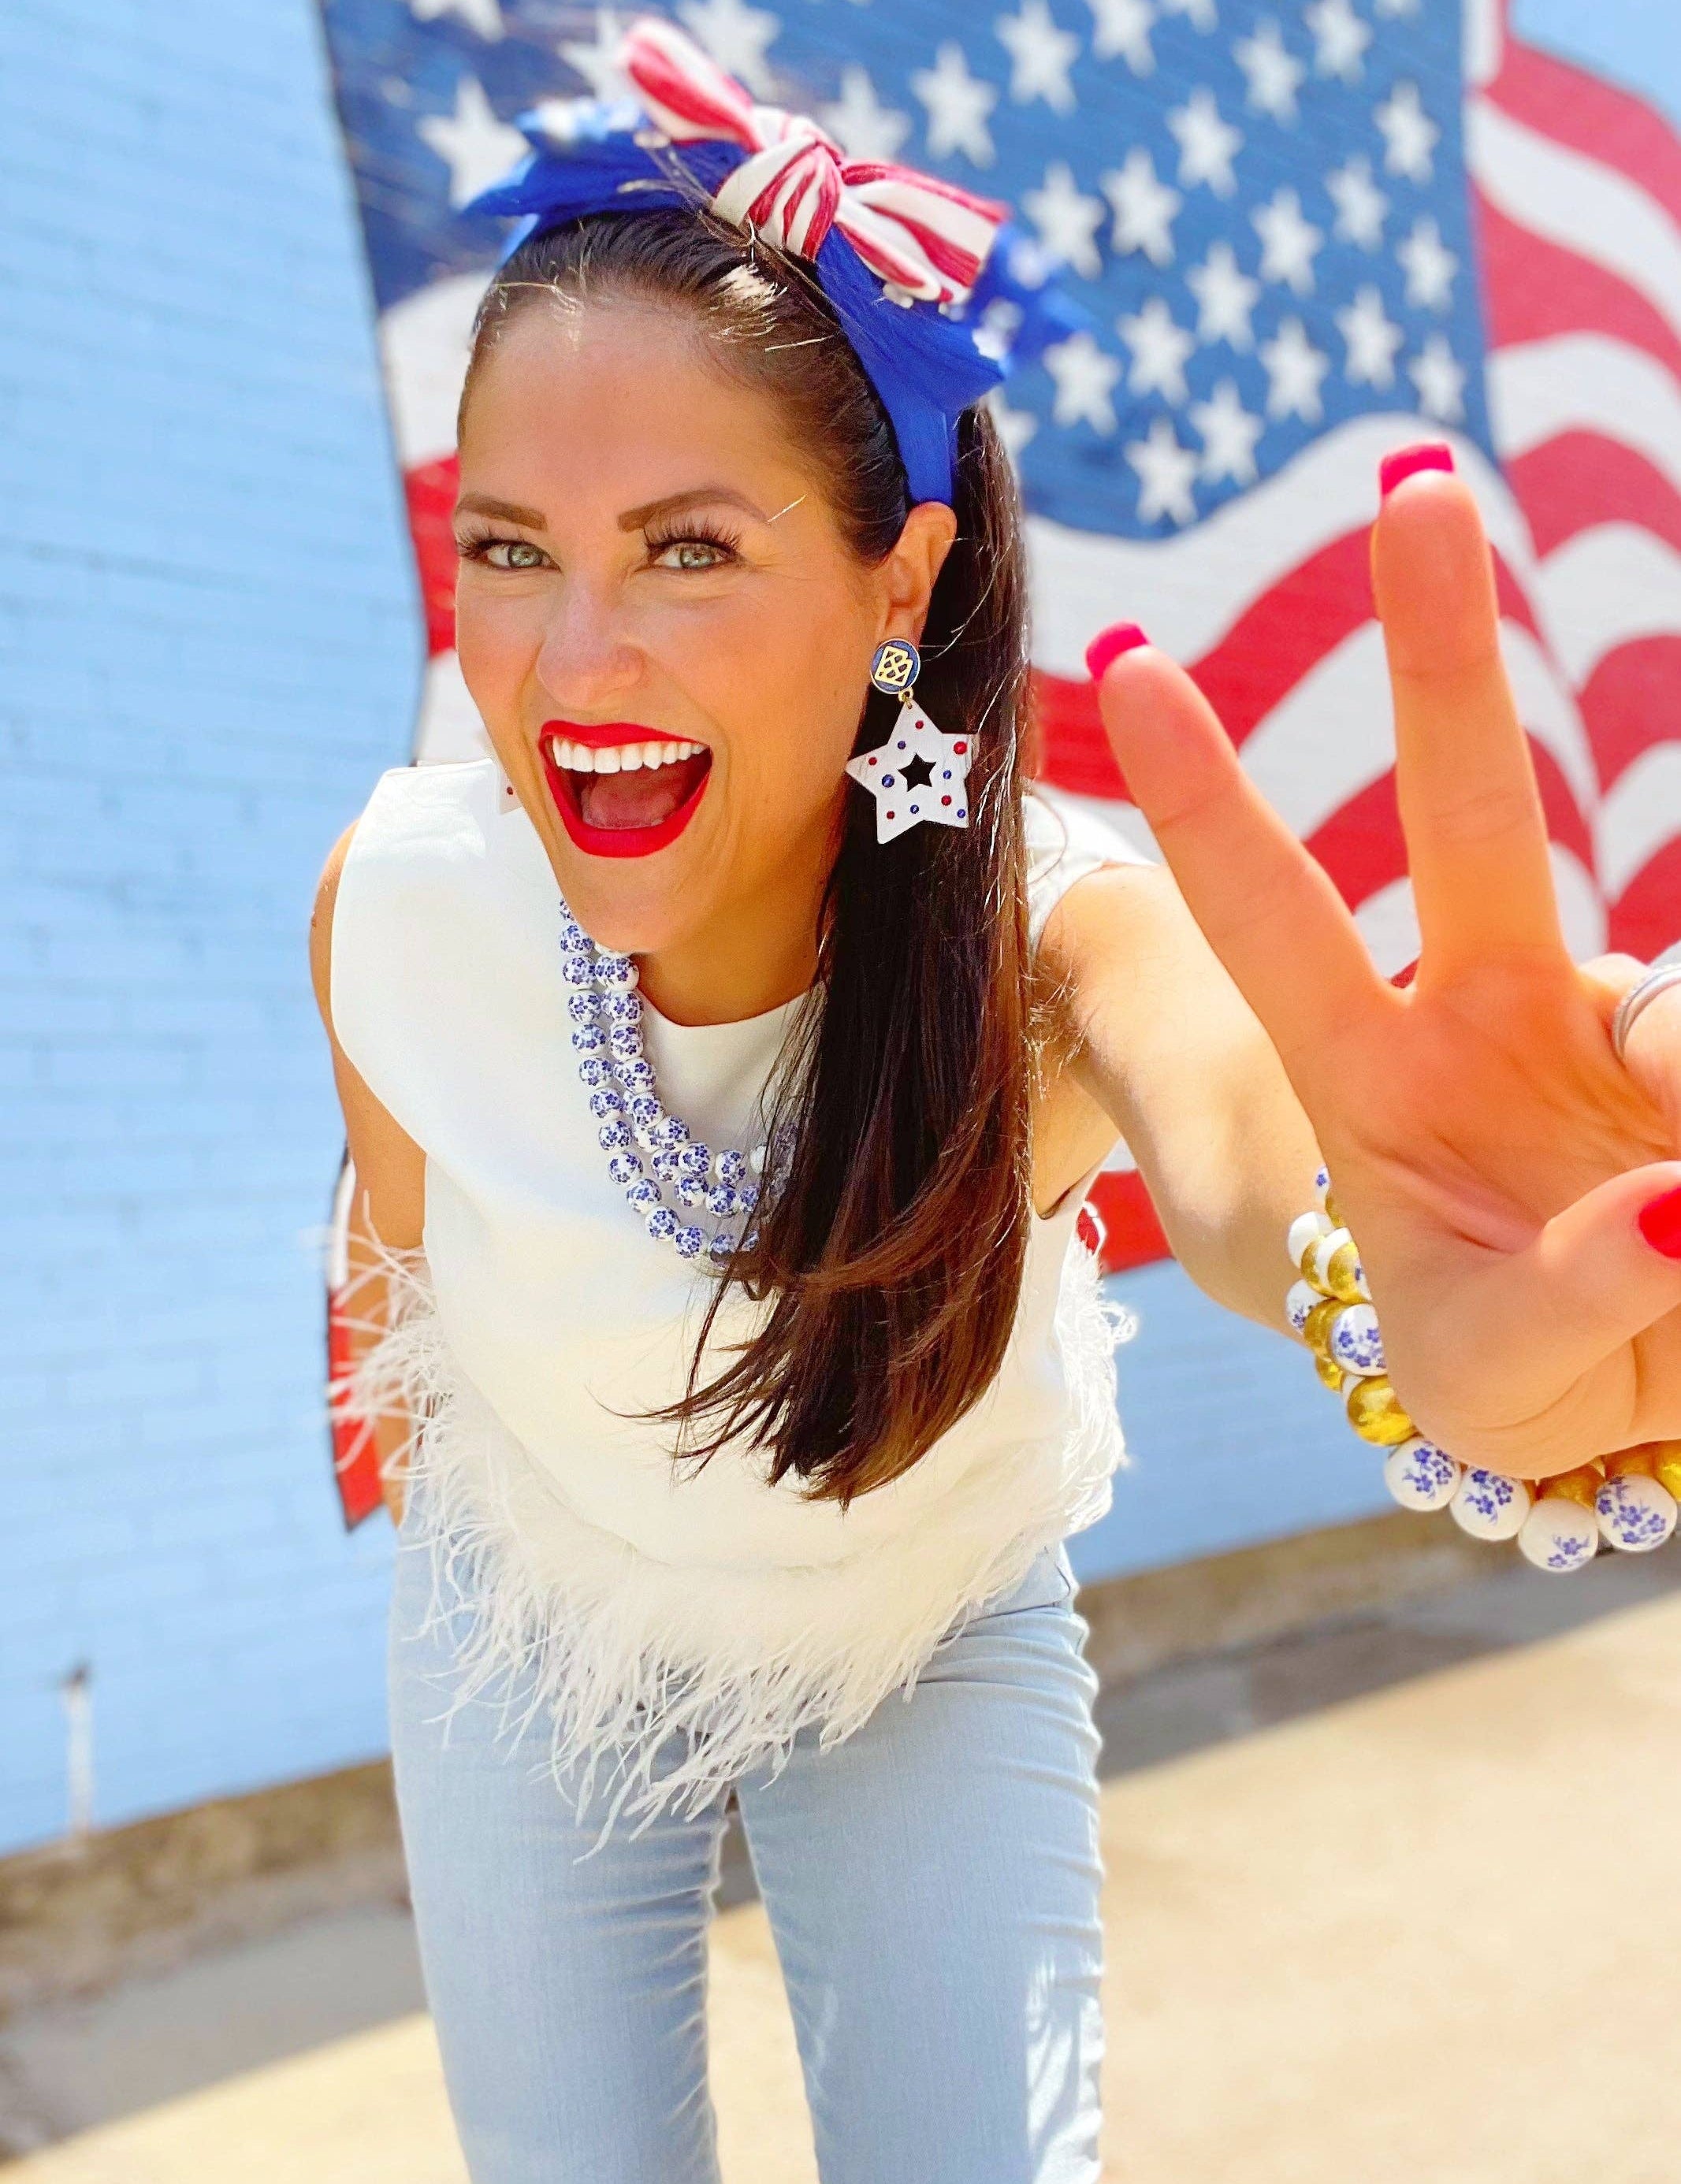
left=1098, top=641, right=1387, bottom=1085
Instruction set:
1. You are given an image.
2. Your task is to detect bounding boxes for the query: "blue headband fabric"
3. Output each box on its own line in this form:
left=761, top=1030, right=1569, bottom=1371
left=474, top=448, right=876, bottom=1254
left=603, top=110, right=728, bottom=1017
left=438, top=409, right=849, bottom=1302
left=463, top=104, right=1079, bottom=506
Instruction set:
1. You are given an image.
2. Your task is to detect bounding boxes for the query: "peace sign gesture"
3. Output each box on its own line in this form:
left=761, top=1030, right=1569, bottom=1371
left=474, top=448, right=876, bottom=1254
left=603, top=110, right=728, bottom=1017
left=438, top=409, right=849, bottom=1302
left=1095, top=454, right=1681, bottom=1482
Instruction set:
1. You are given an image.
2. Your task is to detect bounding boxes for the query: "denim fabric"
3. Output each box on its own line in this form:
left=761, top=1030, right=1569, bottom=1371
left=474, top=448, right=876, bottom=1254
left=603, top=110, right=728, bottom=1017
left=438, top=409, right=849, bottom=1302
left=388, top=1530, right=1106, bottom=2182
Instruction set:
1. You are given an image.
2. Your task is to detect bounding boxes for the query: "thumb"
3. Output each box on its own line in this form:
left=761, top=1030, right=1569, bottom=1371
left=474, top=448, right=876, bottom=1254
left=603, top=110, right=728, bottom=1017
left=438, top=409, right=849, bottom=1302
left=1492, top=1162, right=1681, bottom=1372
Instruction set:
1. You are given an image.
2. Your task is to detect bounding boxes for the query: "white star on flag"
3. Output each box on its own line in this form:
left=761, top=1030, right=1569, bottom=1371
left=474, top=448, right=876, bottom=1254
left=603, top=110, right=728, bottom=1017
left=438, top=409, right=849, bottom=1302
left=1409, top=332, right=1466, bottom=420
left=1233, top=20, right=1304, bottom=124
left=1024, top=161, right=1106, bottom=276
left=1118, top=295, right=1195, bottom=401
left=1252, top=186, right=1322, bottom=293
left=1374, top=0, right=1419, bottom=13
left=820, top=65, right=912, bottom=161
left=1043, top=330, right=1121, bottom=431
left=1167, top=87, right=1242, bottom=195
left=1326, top=154, right=1388, bottom=247
left=1128, top=415, right=1199, bottom=523
left=1191, top=378, right=1264, bottom=484
left=995, top=0, right=1081, bottom=113
left=1186, top=239, right=1260, bottom=347
left=1259, top=314, right=1330, bottom=420
left=1337, top=284, right=1404, bottom=387
left=846, top=700, right=974, bottom=842
left=1376, top=80, right=1438, bottom=181
left=1100, top=147, right=1180, bottom=265
left=418, top=76, right=528, bottom=206
left=410, top=0, right=504, bottom=39
left=1158, top=0, right=1215, bottom=30
left=1304, top=0, right=1370, bottom=82
left=1396, top=214, right=1457, bottom=310
left=912, top=43, right=999, bottom=165
left=678, top=0, right=781, bottom=94
left=560, top=8, right=630, bottom=97
left=1086, top=0, right=1155, bottom=73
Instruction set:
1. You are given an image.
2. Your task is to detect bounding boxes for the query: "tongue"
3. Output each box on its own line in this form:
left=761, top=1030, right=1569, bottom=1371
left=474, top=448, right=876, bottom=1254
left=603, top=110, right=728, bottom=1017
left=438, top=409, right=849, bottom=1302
left=579, top=755, right=705, bottom=831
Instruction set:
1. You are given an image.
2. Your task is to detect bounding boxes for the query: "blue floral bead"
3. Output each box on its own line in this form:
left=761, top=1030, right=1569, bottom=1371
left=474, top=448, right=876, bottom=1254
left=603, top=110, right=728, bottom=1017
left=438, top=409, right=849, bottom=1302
left=626, top=1179, right=659, bottom=1210
left=619, top=1059, right=656, bottom=1093
left=676, top=1143, right=709, bottom=1178
left=566, top=994, right=596, bottom=1027
left=628, top=1095, right=660, bottom=1131
left=674, top=1224, right=705, bottom=1259
left=602, top=993, right=641, bottom=1026
left=560, top=952, right=593, bottom=988
left=706, top=1184, right=739, bottom=1219
left=597, top=1120, right=632, bottom=1151
left=656, top=1115, right=690, bottom=1146
left=597, top=956, right=638, bottom=991
left=577, top=1057, right=608, bottom=1088
left=645, top=1205, right=679, bottom=1240
left=675, top=1176, right=708, bottom=1207
left=716, top=1149, right=748, bottom=1187
left=570, top=1025, right=606, bottom=1053
left=652, top=1149, right=683, bottom=1183
left=608, top=1031, right=641, bottom=1063
left=608, top=1153, right=642, bottom=1186
left=589, top=1089, right=625, bottom=1118
left=708, top=1231, right=738, bottom=1266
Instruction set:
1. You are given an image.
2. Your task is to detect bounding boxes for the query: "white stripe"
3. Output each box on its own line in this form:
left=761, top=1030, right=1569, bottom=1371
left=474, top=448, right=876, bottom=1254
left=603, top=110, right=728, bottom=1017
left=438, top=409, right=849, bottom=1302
left=1600, top=743, right=1681, bottom=903
left=1469, top=97, right=1681, bottom=342
left=1500, top=619, right=1597, bottom=815
left=1532, top=522, right=1681, bottom=686
left=380, top=271, right=487, bottom=468
left=1489, top=334, right=1681, bottom=496
left=1027, top=421, right=1533, bottom=671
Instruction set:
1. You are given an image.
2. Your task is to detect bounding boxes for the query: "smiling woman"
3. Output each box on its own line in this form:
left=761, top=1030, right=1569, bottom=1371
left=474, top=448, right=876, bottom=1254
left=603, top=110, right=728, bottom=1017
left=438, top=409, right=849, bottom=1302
left=307, top=17, right=1681, bottom=2184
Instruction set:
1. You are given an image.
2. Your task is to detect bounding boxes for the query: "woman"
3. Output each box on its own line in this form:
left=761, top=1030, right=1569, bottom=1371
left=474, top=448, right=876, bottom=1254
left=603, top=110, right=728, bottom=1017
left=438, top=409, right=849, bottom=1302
left=312, top=21, right=1681, bottom=2180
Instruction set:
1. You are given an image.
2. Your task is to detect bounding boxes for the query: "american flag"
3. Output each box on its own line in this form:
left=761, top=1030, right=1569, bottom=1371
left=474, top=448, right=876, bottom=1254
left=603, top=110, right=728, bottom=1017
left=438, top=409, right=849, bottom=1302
left=316, top=0, right=1681, bottom=1521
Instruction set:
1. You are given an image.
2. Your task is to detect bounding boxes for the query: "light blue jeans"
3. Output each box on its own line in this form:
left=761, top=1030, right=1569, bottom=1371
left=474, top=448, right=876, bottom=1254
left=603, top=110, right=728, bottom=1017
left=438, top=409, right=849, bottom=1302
left=388, top=1524, right=1106, bottom=2183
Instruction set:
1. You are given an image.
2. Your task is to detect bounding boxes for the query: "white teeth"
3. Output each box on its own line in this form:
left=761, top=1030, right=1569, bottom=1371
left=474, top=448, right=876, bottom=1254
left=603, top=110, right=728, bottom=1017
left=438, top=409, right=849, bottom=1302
left=548, top=735, right=707, bottom=773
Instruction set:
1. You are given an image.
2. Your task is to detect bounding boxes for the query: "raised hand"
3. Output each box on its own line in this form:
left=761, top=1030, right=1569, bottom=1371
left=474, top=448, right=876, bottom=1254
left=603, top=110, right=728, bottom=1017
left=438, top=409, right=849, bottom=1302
left=1095, top=454, right=1681, bottom=1481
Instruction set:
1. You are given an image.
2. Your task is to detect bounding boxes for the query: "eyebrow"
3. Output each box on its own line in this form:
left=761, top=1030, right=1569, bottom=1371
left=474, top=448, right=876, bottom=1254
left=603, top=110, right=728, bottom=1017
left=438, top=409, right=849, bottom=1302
left=456, top=492, right=549, bottom=529
left=617, top=486, right=771, bottom=529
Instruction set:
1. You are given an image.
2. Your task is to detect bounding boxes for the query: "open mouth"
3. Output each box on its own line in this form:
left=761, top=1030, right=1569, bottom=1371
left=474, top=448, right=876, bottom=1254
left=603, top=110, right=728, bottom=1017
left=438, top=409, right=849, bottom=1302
left=539, top=726, right=714, bottom=859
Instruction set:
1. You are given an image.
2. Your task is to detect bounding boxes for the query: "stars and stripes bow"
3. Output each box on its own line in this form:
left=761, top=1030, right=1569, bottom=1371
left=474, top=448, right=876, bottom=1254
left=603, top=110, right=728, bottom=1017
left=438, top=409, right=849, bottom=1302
left=620, top=17, right=1006, bottom=308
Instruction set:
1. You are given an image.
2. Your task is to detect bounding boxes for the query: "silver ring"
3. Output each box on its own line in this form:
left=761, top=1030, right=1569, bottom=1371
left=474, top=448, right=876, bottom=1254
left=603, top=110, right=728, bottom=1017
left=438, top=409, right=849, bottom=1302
left=1612, top=951, right=1681, bottom=1060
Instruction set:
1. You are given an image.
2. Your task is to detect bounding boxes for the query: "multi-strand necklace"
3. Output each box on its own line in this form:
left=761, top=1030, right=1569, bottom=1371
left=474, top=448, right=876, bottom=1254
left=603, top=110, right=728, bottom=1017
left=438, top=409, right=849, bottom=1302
left=561, top=904, right=765, bottom=1266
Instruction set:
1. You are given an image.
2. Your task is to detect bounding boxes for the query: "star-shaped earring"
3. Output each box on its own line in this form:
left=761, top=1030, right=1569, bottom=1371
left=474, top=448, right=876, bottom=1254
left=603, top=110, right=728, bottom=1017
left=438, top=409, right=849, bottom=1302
left=846, top=639, right=973, bottom=844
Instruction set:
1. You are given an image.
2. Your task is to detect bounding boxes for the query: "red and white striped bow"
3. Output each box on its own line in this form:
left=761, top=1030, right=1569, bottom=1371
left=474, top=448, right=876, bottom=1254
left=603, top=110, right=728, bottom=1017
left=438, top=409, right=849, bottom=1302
left=621, top=17, right=1006, bottom=308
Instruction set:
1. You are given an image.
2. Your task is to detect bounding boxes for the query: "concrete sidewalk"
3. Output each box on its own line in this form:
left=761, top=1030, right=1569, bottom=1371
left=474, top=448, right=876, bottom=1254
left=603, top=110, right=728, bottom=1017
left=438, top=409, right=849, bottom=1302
left=5, top=1558, right=1679, bottom=2183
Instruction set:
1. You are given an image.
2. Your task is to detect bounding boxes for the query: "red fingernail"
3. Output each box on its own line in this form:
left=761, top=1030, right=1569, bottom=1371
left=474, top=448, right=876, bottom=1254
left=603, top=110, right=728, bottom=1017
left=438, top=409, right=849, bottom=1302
left=1638, top=1183, right=1681, bottom=1257
left=1085, top=623, right=1150, bottom=681
left=1380, top=442, right=1455, bottom=498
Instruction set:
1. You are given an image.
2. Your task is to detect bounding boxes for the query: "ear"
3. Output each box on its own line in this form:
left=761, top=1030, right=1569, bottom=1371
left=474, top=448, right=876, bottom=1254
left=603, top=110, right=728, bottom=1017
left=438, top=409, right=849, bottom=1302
left=876, top=501, right=959, bottom=646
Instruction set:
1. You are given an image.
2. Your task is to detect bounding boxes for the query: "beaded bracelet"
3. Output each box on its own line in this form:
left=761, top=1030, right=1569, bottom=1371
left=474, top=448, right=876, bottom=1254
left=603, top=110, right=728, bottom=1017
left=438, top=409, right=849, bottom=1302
left=1285, top=1167, right=1681, bottom=1574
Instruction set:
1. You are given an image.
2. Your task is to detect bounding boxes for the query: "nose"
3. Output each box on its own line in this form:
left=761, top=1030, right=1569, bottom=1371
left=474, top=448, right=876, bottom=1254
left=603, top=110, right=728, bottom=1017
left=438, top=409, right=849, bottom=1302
left=534, top=582, right=642, bottom=714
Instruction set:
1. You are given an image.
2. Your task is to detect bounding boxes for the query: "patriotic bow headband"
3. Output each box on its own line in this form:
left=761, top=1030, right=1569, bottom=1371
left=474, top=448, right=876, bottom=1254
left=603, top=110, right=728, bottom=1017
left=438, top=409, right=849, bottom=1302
left=464, top=16, right=1076, bottom=505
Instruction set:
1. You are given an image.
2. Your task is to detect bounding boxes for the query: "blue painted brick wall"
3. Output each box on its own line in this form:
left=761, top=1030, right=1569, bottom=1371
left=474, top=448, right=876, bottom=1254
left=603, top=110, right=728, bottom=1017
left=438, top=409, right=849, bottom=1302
left=0, top=0, right=416, bottom=1853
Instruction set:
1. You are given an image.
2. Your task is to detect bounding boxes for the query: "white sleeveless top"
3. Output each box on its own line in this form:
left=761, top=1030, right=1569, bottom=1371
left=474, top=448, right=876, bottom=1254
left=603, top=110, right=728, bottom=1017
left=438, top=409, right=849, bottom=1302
left=332, top=758, right=1139, bottom=1826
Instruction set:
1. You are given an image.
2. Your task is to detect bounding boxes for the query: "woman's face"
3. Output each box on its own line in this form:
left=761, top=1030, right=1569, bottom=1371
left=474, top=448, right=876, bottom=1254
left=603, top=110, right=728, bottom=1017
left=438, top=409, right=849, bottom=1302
left=453, top=297, right=954, bottom=1012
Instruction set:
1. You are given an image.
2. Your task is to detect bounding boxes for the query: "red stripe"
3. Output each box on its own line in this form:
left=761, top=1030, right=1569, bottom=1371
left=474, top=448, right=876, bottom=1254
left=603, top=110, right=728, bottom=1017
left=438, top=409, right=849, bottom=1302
left=1032, top=671, right=1127, bottom=800
left=405, top=451, right=460, bottom=658
left=1610, top=834, right=1681, bottom=959
left=852, top=205, right=983, bottom=284
left=1084, top=1169, right=1170, bottom=1274
left=1490, top=35, right=1681, bottom=236
left=841, top=162, right=1009, bottom=225
left=1503, top=432, right=1681, bottom=561
left=1476, top=191, right=1681, bottom=384
left=328, top=1295, right=385, bottom=1529
left=1187, top=531, right=1374, bottom=745
left=1577, top=636, right=1681, bottom=793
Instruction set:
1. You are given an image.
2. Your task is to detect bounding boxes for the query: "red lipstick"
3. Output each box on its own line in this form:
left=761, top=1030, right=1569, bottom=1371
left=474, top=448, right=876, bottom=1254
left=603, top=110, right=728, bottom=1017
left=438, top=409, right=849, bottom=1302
left=538, top=722, right=712, bottom=860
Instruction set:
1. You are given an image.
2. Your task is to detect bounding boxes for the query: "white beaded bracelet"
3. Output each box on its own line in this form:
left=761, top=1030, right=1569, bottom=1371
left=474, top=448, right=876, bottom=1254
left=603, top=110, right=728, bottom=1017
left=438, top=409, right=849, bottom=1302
left=1287, top=1166, right=1681, bottom=1574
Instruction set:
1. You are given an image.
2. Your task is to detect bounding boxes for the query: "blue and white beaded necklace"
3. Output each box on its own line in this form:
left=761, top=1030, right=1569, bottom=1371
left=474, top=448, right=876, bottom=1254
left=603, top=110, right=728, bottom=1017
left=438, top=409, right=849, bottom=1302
left=561, top=903, right=766, bottom=1266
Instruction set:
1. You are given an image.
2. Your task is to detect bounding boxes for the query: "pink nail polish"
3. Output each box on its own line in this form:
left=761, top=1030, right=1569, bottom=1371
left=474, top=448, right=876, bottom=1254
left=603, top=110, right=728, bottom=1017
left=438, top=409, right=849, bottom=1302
left=1085, top=623, right=1150, bottom=681
left=1638, top=1183, right=1681, bottom=1258
left=1379, top=442, right=1455, bottom=498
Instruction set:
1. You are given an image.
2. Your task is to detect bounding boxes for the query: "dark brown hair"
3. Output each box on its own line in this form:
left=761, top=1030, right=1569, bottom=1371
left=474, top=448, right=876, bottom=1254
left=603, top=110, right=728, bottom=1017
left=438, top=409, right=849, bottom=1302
left=461, top=210, right=1043, bottom=1506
